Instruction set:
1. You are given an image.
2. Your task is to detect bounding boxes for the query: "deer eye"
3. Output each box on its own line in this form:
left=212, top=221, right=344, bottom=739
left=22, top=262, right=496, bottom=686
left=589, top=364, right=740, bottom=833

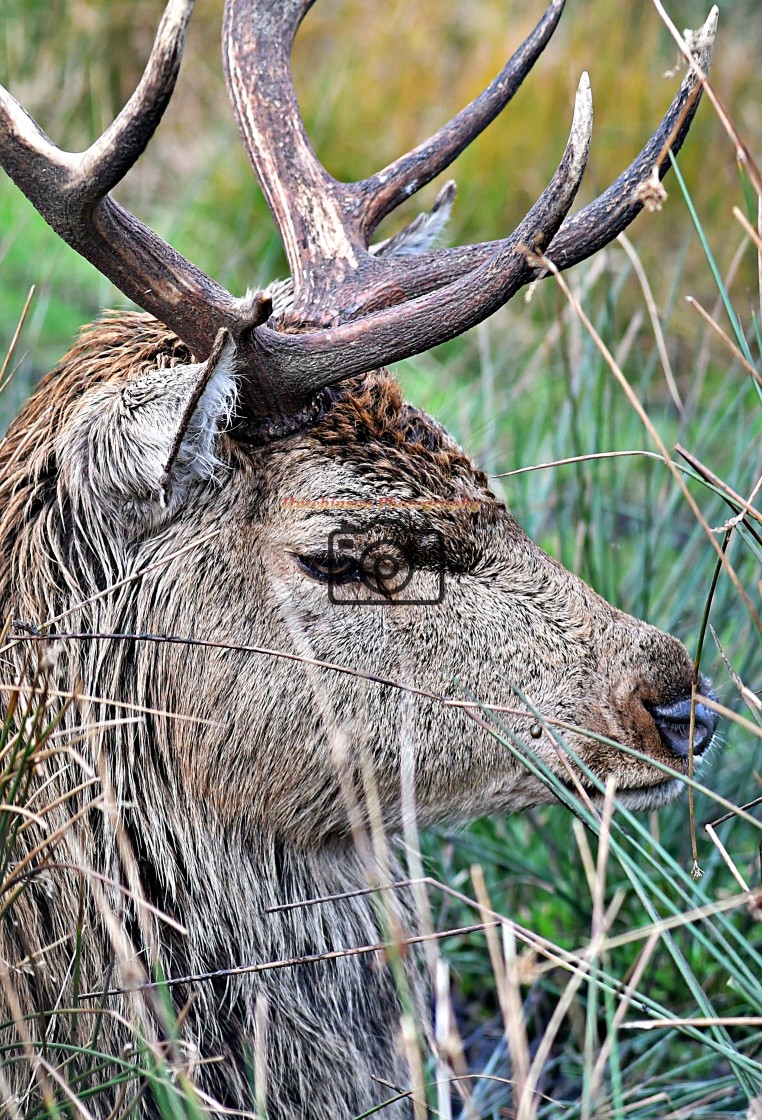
left=295, top=552, right=362, bottom=585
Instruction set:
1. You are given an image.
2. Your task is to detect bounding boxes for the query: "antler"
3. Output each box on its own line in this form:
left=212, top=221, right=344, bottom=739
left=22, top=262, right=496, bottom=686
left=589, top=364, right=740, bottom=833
left=0, top=0, right=718, bottom=431
left=229, top=0, right=718, bottom=420
left=0, top=0, right=259, bottom=356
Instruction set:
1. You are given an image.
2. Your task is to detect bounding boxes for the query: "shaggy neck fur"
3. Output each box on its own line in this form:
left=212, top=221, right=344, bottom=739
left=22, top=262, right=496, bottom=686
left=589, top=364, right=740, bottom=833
left=0, top=313, right=428, bottom=1119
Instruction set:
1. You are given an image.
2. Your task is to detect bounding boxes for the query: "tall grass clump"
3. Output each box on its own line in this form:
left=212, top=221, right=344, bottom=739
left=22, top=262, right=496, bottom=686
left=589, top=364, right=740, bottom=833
left=1, top=0, right=761, bottom=1117
left=410, top=15, right=762, bottom=1115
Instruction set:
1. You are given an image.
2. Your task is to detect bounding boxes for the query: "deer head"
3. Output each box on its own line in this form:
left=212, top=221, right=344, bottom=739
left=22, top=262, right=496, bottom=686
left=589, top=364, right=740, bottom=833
left=0, top=2, right=719, bottom=1115
left=0, top=0, right=720, bottom=823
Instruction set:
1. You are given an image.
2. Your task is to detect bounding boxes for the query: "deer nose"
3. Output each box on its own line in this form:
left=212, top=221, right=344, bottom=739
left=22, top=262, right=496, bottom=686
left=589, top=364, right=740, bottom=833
left=649, top=687, right=718, bottom=759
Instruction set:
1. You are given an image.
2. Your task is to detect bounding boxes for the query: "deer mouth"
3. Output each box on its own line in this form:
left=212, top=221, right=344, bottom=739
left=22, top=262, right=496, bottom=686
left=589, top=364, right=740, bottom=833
left=605, top=777, right=687, bottom=809
left=557, top=772, right=687, bottom=813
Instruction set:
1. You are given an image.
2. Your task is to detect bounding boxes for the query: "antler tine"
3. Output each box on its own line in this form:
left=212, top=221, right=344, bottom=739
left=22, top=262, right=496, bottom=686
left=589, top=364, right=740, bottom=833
left=0, top=0, right=241, bottom=358
left=355, top=0, right=566, bottom=241
left=223, top=0, right=364, bottom=306
left=72, top=0, right=194, bottom=199
left=544, top=5, right=718, bottom=274
left=375, top=4, right=719, bottom=298
left=243, top=75, right=594, bottom=418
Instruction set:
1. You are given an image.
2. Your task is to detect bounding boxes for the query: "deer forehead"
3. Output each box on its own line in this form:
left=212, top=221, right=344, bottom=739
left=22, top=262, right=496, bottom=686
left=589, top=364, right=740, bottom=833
left=253, top=369, right=494, bottom=505
left=262, top=442, right=487, bottom=509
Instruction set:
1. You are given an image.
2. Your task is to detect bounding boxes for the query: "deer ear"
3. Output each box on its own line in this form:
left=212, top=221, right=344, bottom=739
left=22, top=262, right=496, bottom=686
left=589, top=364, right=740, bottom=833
left=125, top=329, right=238, bottom=508
left=61, top=330, right=238, bottom=533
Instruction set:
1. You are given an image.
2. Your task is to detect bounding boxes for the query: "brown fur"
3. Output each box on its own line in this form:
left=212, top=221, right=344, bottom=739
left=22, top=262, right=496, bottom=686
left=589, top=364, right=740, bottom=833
left=0, top=312, right=706, bottom=1118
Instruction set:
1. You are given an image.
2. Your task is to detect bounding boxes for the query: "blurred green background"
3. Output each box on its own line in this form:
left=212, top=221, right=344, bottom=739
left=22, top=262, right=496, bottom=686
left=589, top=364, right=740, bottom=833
left=2, top=2, right=762, bottom=1116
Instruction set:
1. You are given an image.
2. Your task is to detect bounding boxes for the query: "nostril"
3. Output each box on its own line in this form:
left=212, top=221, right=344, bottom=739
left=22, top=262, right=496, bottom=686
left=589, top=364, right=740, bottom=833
left=649, top=694, right=719, bottom=759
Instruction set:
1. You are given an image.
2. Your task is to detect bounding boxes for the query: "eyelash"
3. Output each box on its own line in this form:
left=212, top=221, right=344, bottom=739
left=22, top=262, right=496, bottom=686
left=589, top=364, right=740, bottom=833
left=295, top=552, right=363, bottom=585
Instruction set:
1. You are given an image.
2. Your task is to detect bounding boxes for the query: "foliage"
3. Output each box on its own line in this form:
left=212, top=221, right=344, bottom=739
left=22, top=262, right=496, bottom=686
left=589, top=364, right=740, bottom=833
left=1, top=0, right=761, bottom=1117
